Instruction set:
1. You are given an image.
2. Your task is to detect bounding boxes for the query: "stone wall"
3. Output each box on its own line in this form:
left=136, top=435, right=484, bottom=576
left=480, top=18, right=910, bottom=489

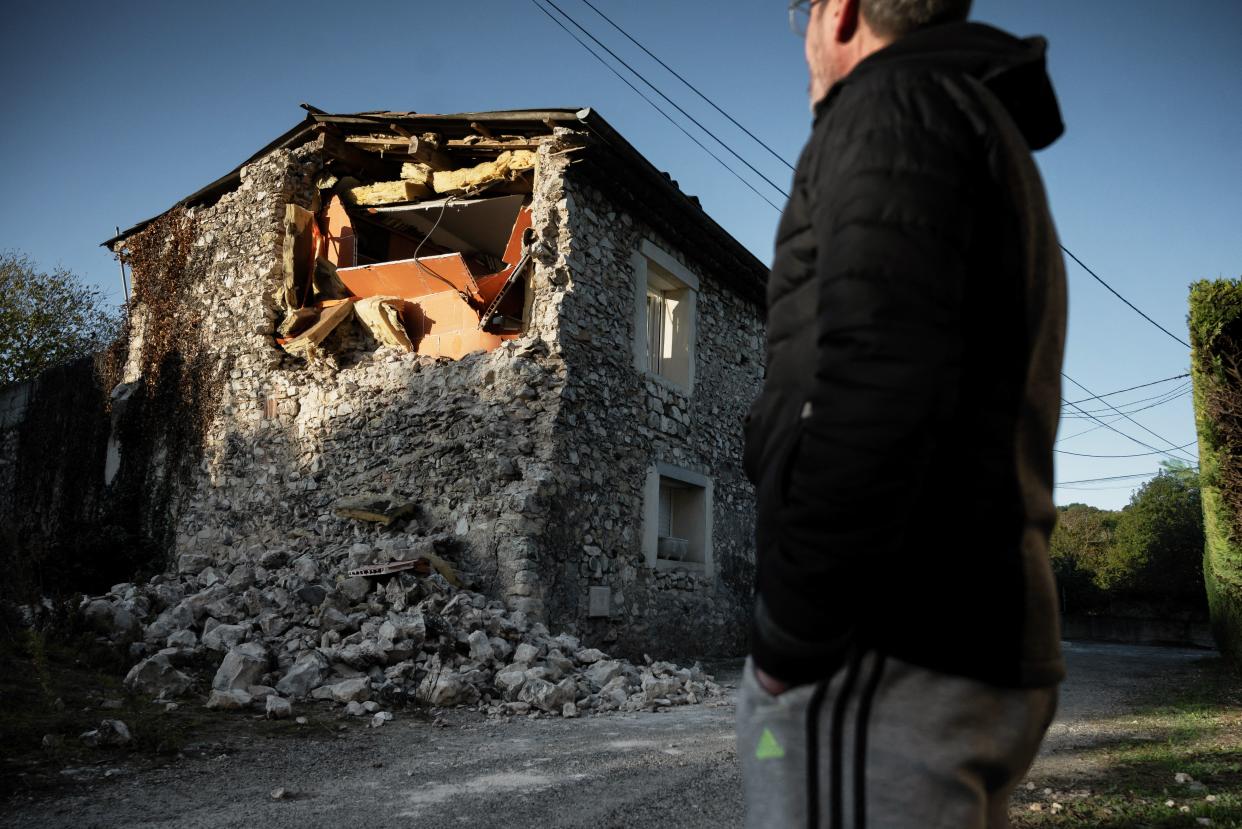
left=534, top=171, right=765, bottom=658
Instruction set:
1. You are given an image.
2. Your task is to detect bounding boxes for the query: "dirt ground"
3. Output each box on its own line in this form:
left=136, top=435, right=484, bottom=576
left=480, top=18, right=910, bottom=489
left=0, top=641, right=1228, bottom=829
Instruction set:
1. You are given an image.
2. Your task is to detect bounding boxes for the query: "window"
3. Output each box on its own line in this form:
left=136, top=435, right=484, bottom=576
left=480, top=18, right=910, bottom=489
left=656, top=478, right=701, bottom=563
left=643, top=464, right=713, bottom=573
left=632, top=241, right=698, bottom=391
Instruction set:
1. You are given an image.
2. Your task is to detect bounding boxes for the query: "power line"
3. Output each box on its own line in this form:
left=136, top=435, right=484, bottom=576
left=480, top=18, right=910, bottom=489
left=1056, top=471, right=1167, bottom=486
left=569, top=0, right=1190, bottom=362
left=1059, top=393, right=1190, bottom=462
left=538, top=0, right=791, bottom=201
left=558, top=0, right=1189, bottom=360
left=576, top=0, right=796, bottom=173
left=1057, top=483, right=1159, bottom=492
left=1062, top=390, right=1190, bottom=420
left=544, top=0, right=1193, bottom=474
left=1057, top=389, right=1193, bottom=442
left=1062, top=373, right=1190, bottom=407
left=1055, top=440, right=1197, bottom=459
left=1060, top=245, right=1192, bottom=349
left=529, top=0, right=783, bottom=212
left=554, top=0, right=1191, bottom=368
left=1062, top=373, right=1197, bottom=462
left=1061, top=383, right=1191, bottom=418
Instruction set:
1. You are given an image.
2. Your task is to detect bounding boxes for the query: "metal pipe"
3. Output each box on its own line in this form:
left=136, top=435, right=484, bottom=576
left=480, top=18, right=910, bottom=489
left=115, top=225, right=130, bottom=303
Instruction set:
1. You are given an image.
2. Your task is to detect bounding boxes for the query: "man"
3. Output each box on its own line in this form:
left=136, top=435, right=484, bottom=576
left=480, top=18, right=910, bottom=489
left=738, top=0, right=1067, bottom=826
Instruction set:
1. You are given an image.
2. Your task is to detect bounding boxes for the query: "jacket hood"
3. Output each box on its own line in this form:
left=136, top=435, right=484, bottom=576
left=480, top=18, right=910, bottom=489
left=839, top=21, right=1064, bottom=150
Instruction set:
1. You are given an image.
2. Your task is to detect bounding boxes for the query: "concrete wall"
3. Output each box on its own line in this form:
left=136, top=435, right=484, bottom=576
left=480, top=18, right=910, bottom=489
left=0, top=357, right=119, bottom=596
left=1063, top=614, right=1216, bottom=649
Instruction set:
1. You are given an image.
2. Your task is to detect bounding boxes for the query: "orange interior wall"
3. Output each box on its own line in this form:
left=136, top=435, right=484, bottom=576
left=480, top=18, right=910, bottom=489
left=399, top=292, right=511, bottom=360
left=318, top=205, right=532, bottom=360
left=322, top=196, right=355, bottom=268
left=336, top=254, right=479, bottom=300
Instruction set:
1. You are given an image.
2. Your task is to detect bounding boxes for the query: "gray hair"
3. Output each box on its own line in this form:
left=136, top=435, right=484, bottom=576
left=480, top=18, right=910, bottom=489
left=860, top=0, right=972, bottom=38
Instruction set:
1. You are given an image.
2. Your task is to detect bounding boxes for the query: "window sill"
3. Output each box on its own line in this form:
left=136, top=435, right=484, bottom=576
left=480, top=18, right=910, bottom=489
left=642, top=370, right=693, bottom=397
left=652, top=558, right=707, bottom=573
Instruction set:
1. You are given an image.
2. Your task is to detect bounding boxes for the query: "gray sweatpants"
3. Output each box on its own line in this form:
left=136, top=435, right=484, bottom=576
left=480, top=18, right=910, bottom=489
left=737, top=654, right=1056, bottom=829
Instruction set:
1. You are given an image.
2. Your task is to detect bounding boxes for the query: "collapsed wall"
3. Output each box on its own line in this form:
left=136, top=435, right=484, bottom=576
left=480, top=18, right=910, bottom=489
left=117, top=138, right=577, bottom=626
left=60, top=125, right=753, bottom=714
left=102, top=121, right=762, bottom=662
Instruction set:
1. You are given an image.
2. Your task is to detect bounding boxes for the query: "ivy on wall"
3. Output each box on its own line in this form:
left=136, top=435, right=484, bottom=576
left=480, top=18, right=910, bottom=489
left=114, top=207, right=230, bottom=552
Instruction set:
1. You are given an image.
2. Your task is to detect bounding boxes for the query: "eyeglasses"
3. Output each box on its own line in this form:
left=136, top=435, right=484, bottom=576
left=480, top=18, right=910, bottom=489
left=788, top=0, right=825, bottom=37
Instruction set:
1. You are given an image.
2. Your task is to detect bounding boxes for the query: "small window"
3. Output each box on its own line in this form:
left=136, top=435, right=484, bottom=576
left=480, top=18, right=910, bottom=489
left=656, top=478, right=705, bottom=564
left=633, top=242, right=697, bottom=391
left=643, top=464, right=713, bottom=573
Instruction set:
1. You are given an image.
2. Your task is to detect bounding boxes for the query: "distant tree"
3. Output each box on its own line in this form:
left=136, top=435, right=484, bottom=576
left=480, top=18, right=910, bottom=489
left=1050, top=503, right=1119, bottom=611
left=1097, top=463, right=1206, bottom=603
left=0, top=251, right=122, bottom=386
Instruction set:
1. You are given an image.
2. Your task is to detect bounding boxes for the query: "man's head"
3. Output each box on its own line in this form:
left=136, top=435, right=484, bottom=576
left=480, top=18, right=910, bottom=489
left=802, top=0, right=972, bottom=106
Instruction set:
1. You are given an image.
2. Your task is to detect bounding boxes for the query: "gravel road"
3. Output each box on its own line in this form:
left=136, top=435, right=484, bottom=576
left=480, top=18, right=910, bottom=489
left=1, top=642, right=1216, bottom=829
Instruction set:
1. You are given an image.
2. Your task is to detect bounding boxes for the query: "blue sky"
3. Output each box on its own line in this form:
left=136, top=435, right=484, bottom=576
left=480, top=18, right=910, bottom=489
left=2, top=0, right=1239, bottom=509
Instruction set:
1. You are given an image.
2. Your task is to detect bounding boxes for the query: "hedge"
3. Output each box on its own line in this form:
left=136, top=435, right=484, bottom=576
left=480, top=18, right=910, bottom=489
left=1188, top=278, right=1242, bottom=664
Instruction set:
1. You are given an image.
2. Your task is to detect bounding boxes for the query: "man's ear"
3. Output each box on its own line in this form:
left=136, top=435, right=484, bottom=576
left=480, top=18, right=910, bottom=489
left=835, top=0, right=860, bottom=43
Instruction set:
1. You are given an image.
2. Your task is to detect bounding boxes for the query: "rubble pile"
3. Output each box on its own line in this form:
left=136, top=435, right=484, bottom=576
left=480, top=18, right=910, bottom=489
left=80, top=543, right=723, bottom=720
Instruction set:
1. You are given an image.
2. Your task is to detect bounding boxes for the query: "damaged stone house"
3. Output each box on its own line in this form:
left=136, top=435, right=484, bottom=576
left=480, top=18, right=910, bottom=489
left=1, top=105, right=768, bottom=659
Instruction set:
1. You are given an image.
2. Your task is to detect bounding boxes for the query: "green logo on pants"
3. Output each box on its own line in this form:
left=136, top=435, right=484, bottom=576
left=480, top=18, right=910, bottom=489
left=755, top=728, right=785, bottom=760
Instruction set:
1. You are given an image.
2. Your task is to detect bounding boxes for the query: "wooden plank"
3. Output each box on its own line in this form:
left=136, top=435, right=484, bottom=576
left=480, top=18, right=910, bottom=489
left=318, top=129, right=397, bottom=180
left=444, top=138, right=547, bottom=151
left=406, top=135, right=453, bottom=170
left=277, top=299, right=356, bottom=360
left=344, top=134, right=408, bottom=152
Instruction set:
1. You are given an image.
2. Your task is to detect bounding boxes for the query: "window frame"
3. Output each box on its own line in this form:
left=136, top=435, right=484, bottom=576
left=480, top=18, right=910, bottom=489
left=632, top=240, right=699, bottom=394
left=642, top=463, right=714, bottom=575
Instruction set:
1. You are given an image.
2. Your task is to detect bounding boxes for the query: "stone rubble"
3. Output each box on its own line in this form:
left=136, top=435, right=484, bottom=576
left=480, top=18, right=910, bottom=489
left=84, top=548, right=724, bottom=719
left=79, top=719, right=132, bottom=748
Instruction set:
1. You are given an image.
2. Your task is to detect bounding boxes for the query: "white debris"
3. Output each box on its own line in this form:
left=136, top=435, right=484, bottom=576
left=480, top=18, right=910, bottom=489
left=124, top=654, right=193, bottom=698
left=81, top=537, right=724, bottom=717
left=266, top=695, right=293, bottom=720
left=206, top=689, right=252, bottom=710
left=79, top=720, right=131, bottom=748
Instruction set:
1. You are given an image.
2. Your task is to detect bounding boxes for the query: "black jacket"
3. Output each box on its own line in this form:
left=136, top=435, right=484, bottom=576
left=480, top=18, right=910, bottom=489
left=745, top=22, right=1067, bottom=688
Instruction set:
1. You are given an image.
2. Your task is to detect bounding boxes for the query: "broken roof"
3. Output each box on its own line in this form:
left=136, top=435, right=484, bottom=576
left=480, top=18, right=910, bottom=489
left=104, top=106, right=769, bottom=304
